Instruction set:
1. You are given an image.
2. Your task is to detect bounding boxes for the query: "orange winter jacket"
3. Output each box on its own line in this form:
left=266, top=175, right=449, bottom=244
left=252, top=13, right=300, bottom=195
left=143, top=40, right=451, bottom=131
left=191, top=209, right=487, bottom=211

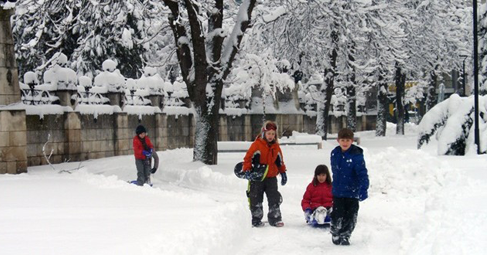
left=243, top=137, right=286, bottom=178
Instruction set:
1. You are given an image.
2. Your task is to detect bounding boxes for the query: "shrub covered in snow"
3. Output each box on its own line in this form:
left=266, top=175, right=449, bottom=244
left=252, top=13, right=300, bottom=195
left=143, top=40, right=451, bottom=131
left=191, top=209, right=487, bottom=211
left=417, top=94, right=487, bottom=155
left=94, top=60, right=125, bottom=93
left=137, top=67, right=165, bottom=95
left=43, top=53, right=77, bottom=90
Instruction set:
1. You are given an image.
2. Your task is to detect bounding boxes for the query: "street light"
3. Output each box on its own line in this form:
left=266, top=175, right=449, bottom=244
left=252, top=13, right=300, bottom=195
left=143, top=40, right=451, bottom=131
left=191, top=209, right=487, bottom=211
left=84, top=82, right=92, bottom=104
left=472, top=0, right=480, bottom=154
left=23, top=71, right=38, bottom=105
left=460, top=55, right=468, bottom=96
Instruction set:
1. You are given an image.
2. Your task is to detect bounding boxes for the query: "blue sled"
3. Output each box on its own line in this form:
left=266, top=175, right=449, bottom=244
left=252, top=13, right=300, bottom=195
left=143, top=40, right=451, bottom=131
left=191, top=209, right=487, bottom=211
left=308, top=215, right=331, bottom=228
left=309, top=222, right=331, bottom=228
left=128, top=180, right=153, bottom=187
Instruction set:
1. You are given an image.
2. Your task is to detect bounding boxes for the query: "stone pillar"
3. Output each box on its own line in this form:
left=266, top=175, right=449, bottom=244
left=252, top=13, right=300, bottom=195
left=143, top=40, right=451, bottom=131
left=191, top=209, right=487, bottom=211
left=108, top=92, right=124, bottom=108
left=0, top=8, right=19, bottom=105
left=114, top=112, right=130, bottom=156
left=0, top=110, right=27, bottom=174
left=219, top=116, right=228, bottom=141
left=154, top=112, right=167, bottom=151
left=148, top=95, right=163, bottom=109
left=56, top=90, right=76, bottom=108
left=244, top=115, right=252, bottom=141
left=64, top=112, right=81, bottom=162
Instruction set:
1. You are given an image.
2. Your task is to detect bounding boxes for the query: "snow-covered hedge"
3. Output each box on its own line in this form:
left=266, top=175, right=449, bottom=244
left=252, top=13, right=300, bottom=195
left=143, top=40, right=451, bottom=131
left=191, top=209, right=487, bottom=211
left=417, top=94, right=487, bottom=155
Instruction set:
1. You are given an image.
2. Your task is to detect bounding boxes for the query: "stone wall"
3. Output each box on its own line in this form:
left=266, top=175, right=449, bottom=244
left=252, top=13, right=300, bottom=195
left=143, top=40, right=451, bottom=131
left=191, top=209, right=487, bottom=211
left=26, top=114, right=66, bottom=165
left=0, top=109, right=27, bottom=173
left=21, top=111, right=376, bottom=168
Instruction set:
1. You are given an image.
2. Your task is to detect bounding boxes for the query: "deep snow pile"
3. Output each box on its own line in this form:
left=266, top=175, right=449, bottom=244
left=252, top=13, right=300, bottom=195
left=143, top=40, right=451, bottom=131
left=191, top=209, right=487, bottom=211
left=1, top=123, right=486, bottom=255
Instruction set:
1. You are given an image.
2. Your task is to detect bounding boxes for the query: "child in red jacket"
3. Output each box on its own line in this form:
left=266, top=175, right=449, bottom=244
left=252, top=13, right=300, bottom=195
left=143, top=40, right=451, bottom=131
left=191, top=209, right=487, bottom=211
left=301, top=165, right=333, bottom=227
left=133, top=125, right=158, bottom=186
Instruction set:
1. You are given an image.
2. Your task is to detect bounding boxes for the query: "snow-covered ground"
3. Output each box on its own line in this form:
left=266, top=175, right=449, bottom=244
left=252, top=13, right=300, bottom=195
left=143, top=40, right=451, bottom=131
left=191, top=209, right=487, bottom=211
left=1, top=124, right=486, bottom=255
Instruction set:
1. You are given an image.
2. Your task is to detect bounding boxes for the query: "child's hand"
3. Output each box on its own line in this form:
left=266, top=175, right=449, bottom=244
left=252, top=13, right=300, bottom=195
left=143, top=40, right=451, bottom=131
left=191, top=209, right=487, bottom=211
left=143, top=150, right=152, bottom=158
left=244, top=171, right=251, bottom=180
left=280, top=172, right=287, bottom=186
left=359, top=190, right=368, bottom=201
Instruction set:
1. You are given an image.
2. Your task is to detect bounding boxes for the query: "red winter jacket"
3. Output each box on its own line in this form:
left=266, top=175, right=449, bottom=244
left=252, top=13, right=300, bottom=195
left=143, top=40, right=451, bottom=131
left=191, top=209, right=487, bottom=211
left=133, top=135, right=154, bottom=160
left=301, top=181, right=333, bottom=211
left=243, top=137, right=286, bottom=178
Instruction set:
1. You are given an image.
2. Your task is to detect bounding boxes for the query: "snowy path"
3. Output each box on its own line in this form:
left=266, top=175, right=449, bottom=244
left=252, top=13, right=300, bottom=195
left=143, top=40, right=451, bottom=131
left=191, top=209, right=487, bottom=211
left=1, top=125, right=487, bottom=254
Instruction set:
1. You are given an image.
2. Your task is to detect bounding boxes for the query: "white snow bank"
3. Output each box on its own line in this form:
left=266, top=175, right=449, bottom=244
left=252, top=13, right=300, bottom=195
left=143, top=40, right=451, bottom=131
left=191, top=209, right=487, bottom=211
left=2, top=126, right=487, bottom=255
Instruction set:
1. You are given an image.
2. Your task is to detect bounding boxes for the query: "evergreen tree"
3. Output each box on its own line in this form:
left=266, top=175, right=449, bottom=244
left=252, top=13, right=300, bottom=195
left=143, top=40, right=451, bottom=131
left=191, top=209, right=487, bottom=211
left=12, top=0, right=163, bottom=78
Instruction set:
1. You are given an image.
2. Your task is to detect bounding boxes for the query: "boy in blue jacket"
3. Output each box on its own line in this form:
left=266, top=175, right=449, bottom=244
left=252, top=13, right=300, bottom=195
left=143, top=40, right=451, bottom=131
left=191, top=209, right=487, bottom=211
left=330, top=128, right=369, bottom=245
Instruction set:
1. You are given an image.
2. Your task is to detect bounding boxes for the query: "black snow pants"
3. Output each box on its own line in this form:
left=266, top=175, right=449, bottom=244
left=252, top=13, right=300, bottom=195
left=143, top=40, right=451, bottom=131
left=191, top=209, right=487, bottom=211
left=247, top=177, right=282, bottom=225
left=330, top=197, right=359, bottom=239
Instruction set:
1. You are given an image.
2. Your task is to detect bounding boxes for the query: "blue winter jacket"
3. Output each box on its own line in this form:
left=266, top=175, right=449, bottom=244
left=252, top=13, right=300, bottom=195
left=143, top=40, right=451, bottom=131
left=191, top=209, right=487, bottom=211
left=330, top=144, right=369, bottom=200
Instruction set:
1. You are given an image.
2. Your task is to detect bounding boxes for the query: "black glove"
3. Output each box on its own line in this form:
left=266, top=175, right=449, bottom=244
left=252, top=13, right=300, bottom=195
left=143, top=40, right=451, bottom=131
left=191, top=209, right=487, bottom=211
left=244, top=171, right=251, bottom=180
left=151, top=168, right=157, bottom=174
left=281, top=172, right=287, bottom=186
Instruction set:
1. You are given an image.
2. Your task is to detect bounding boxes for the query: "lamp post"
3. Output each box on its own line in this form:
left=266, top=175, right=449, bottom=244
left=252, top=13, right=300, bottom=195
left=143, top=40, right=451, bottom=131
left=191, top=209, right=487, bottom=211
left=472, top=0, right=480, bottom=154
left=24, top=71, right=38, bottom=105
left=84, top=83, right=92, bottom=104
left=130, top=86, right=137, bottom=105
left=460, top=55, right=468, bottom=96
left=28, top=81, right=36, bottom=105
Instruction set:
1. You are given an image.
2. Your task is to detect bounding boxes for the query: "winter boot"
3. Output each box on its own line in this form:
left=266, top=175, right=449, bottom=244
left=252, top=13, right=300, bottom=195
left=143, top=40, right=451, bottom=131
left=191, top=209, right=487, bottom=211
left=252, top=221, right=265, bottom=228
left=270, top=221, right=284, bottom=227
left=313, top=206, right=327, bottom=224
left=332, top=235, right=341, bottom=245
left=340, top=237, right=350, bottom=245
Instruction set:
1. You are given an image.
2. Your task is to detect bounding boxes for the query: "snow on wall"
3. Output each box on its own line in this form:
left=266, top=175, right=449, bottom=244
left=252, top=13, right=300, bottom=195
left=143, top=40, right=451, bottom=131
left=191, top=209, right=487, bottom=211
left=93, top=60, right=125, bottom=93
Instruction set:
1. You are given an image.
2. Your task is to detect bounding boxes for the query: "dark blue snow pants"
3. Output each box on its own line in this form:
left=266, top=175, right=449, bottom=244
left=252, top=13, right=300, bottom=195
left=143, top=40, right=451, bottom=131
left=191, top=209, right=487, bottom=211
left=331, top=197, right=359, bottom=239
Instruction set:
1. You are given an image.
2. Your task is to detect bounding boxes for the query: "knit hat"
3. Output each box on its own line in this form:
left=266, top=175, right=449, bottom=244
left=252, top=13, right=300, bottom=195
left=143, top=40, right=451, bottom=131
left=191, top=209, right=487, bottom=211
left=261, top=121, right=278, bottom=139
left=262, top=121, right=277, bottom=132
left=135, top=125, right=147, bottom=135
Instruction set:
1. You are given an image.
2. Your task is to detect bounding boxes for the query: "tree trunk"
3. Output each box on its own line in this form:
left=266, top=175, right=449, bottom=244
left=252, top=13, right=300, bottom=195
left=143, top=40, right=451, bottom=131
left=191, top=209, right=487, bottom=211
left=317, top=30, right=338, bottom=139
left=164, top=0, right=256, bottom=165
left=426, top=69, right=438, bottom=112
left=376, top=74, right=388, bottom=136
left=192, top=91, right=221, bottom=165
left=395, top=64, right=406, bottom=135
left=346, top=85, right=356, bottom=131
left=346, top=47, right=357, bottom=132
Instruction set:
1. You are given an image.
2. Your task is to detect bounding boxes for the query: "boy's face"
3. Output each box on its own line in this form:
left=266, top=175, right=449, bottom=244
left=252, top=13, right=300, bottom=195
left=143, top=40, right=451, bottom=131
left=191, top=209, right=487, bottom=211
left=265, top=130, right=276, bottom=142
left=338, top=138, right=352, bottom=152
left=138, top=132, right=146, bottom=138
